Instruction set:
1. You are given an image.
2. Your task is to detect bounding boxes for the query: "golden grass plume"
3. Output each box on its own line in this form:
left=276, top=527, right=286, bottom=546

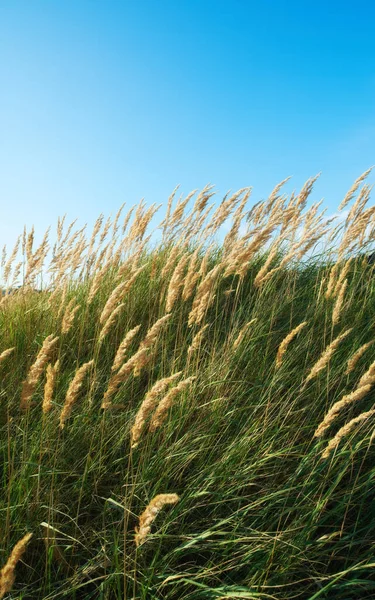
left=131, top=372, right=182, bottom=448
left=135, top=494, right=179, bottom=547
left=99, top=265, right=145, bottom=325
left=42, top=359, right=60, bottom=414
left=59, top=360, right=93, bottom=429
left=20, top=335, right=59, bottom=410
left=345, top=341, right=374, bottom=375
left=111, top=325, right=141, bottom=373
left=99, top=303, right=125, bottom=342
left=276, top=321, right=307, bottom=368
left=233, top=318, right=257, bottom=350
left=0, top=533, right=33, bottom=600
left=149, top=376, right=196, bottom=432
left=305, top=329, right=352, bottom=384
left=332, top=278, right=348, bottom=326
left=187, top=324, right=209, bottom=359
left=101, top=347, right=149, bottom=409
left=0, top=347, right=15, bottom=365
left=165, top=254, right=189, bottom=312
left=61, top=298, right=80, bottom=334
left=321, top=408, right=375, bottom=459
left=314, top=357, right=375, bottom=438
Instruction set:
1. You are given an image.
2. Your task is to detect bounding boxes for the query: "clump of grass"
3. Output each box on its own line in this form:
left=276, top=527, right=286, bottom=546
left=2, top=171, right=375, bottom=599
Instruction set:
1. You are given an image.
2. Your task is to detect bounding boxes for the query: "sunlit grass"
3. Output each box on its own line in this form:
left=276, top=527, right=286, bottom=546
left=0, top=174, right=375, bottom=598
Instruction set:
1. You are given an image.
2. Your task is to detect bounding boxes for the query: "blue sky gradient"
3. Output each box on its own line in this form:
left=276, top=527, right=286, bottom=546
left=1, top=0, right=375, bottom=246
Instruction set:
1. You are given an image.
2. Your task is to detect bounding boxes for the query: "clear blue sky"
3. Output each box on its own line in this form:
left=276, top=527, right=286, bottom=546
left=1, top=0, right=375, bottom=246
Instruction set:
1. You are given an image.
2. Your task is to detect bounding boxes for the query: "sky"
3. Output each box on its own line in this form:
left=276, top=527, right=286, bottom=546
left=1, top=0, right=375, bottom=248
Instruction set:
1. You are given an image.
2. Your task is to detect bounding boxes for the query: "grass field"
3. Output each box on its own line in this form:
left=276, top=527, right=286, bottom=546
left=1, top=173, right=375, bottom=599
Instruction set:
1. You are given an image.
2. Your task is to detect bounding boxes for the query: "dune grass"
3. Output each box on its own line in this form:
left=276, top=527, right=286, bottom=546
left=1, top=175, right=375, bottom=598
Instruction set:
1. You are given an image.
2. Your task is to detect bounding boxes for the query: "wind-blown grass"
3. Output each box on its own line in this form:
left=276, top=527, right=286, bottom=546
left=0, top=173, right=375, bottom=598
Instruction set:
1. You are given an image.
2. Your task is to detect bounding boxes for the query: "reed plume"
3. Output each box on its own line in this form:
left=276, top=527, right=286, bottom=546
left=87, top=213, right=104, bottom=257
left=189, top=290, right=215, bottom=327
left=345, top=341, right=374, bottom=375
left=276, top=321, right=307, bottom=368
left=99, top=303, right=125, bottom=342
left=21, top=335, right=59, bottom=410
left=338, top=167, right=373, bottom=211
left=321, top=409, right=375, bottom=459
left=0, top=533, right=33, bottom=600
left=161, top=246, right=180, bottom=279
left=135, top=494, right=179, bottom=547
left=314, top=357, right=375, bottom=438
left=149, top=376, right=196, bottom=432
left=121, top=205, right=135, bottom=236
left=131, top=372, right=182, bottom=447
left=165, top=254, right=189, bottom=312
left=111, top=325, right=141, bottom=373
left=325, top=262, right=340, bottom=299
left=3, top=236, right=20, bottom=283
left=182, top=246, right=202, bottom=301
left=48, top=280, right=64, bottom=310
left=24, top=228, right=50, bottom=284
left=198, top=246, right=212, bottom=278
left=226, top=225, right=275, bottom=279
left=0, top=347, right=15, bottom=365
left=333, top=258, right=352, bottom=297
left=87, top=262, right=111, bottom=304
left=100, top=265, right=145, bottom=325
left=315, top=384, right=373, bottom=439
left=61, top=298, right=80, bottom=334
left=53, top=283, right=67, bottom=318
left=101, top=347, right=149, bottom=409
left=232, top=318, right=257, bottom=350
left=99, top=215, right=112, bottom=245
left=187, top=324, right=209, bottom=359
left=138, top=313, right=172, bottom=352
left=59, top=360, right=93, bottom=429
left=25, top=227, right=34, bottom=262
left=42, top=359, right=60, bottom=414
left=332, top=278, right=348, bottom=326
left=112, top=202, right=126, bottom=236
left=253, top=245, right=279, bottom=288
left=305, top=329, right=352, bottom=384
left=188, top=265, right=221, bottom=327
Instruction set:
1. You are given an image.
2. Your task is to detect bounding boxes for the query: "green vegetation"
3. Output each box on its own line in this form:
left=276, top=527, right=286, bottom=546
left=0, top=175, right=375, bottom=599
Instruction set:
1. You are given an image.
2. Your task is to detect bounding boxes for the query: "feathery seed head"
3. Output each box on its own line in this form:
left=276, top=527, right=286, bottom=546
left=20, top=335, right=59, bottom=410
left=0, top=533, right=33, bottom=600
left=321, top=409, right=375, bottom=459
left=276, top=321, right=307, bottom=368
left=135, top=494, right=179, bottom=547
left=131, top=372, right=183, bottom=447
left=305, top=329, right=352, bottom=384
left=59, top=360, right=93, bottom=429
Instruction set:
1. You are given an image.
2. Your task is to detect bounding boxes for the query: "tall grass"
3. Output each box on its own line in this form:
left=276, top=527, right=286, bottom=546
left=0, top=172, right=375, bottom=598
